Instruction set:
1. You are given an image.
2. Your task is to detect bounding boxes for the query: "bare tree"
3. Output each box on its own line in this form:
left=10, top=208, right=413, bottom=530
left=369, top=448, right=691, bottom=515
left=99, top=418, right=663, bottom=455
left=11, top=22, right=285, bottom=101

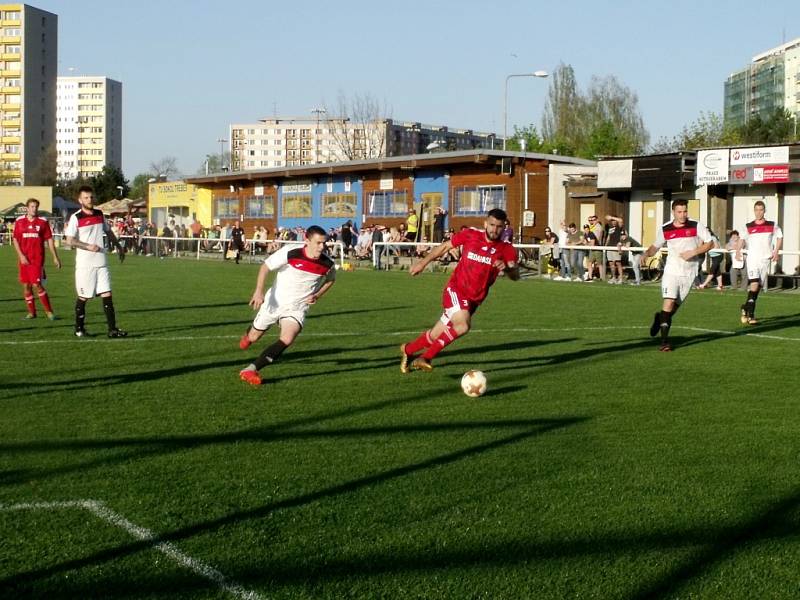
left=323, top=92, right=391, bottom=160
left=148, top=156, right=181, bottom=180
left=582, top=75, right=649, bottom=154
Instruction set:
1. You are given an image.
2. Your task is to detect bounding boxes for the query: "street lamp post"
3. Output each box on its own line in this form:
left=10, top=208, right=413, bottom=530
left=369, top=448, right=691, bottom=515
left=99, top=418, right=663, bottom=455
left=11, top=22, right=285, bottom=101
left=503, top=70, right=548, bottom=150
left=216, top=137, right=228, bottom=171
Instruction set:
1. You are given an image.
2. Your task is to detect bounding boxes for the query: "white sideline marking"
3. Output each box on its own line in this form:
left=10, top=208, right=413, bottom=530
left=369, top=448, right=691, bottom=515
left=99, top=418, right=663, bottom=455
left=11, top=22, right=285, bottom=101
left=2, top=325, right=799, bottom=344
left=0, top=500, right=263, bottom=600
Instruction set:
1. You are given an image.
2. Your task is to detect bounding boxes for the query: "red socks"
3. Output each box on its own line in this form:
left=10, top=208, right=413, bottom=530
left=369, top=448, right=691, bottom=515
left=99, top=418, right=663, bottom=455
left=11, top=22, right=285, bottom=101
left=404, top=331, right=432, bottom=356
left=24, top=294, right=35, bottom=316
left=422, top=324, right=460, bottom=360
left=38, top=291, right=53, bottom=313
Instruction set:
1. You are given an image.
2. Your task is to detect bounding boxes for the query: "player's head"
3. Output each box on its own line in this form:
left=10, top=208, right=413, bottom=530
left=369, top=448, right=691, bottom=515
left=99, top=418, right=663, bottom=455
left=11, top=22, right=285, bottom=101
left=25, top=198, right=39, bottom=218
left=484, top=208, right=507, bottom=241
left=77, top=185, right=95, bottom=209
left=305, top=225, right=327, bottom=259
left=671, top=199, right=688, bottom=224
left=753, top=200, right=766, bottom=220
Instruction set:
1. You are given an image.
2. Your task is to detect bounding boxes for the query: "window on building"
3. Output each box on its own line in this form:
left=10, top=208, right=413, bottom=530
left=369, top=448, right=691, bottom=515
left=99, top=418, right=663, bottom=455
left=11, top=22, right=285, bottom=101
left=214, top=197, right=239, bottom=218
left=281, top=194, right=312, bottom=218
left=321, top=193, right=357, bottom=218
left=454, top=185, right=506, bottom=216
left=5, top=45, right=20, bottom=54
left=244, top=195, right=275, bottom=218
left=3, top=11, right=20, bottom=20
left=367, top=191, right=408, bottom=217
left=4, top=28, right=20, bottom=36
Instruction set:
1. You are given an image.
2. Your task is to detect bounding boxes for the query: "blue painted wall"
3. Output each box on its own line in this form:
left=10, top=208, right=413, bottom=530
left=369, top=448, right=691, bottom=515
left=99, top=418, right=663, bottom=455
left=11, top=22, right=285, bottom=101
left=278, top=176, right=363, bottom=232
left=413, top=170, right=449, bottom=228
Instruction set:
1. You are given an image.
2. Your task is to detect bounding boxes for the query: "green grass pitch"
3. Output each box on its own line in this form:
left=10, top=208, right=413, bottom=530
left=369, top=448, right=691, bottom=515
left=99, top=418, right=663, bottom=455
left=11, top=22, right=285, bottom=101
left=2, top=247, right=800, bottom=599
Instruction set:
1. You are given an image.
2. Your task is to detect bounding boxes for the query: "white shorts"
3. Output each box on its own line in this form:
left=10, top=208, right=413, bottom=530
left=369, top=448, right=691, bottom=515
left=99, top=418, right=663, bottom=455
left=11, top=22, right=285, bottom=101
left=661, top=273, right=693, bottom=304
left=75, top=266, right=111, bottom=298
left=746, top=259, right=770, bottom=286
left=252, top=301, right=307, bottom=331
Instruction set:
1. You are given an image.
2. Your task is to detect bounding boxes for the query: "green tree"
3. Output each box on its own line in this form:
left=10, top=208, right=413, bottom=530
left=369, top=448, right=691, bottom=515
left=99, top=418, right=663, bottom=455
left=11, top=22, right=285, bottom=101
left=90, top=165, right=130, bottom=202
left=504, top=124, right=546, bottom=152
left=651, top=111, right=742, bottom=153
left=579, top=75, right=648, bottom=156
left=541, top=63, right=584, bottom=152
left=197, top=152, right=231, bottom=174
left=130, top=172, right=153, bottom=200
left=740, top=108, right=796, bottom=144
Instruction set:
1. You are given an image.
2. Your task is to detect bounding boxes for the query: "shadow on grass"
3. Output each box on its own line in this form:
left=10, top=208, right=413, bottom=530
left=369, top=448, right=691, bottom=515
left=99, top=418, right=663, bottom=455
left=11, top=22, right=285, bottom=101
left=0, top=416, right=588, bottom=592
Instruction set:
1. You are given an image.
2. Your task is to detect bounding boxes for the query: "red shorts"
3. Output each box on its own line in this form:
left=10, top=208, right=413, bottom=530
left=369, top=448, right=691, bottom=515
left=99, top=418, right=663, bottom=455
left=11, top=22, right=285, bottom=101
left=19, top=263, right=46, bottom=285
left=440, top=285, right=479, bottom=325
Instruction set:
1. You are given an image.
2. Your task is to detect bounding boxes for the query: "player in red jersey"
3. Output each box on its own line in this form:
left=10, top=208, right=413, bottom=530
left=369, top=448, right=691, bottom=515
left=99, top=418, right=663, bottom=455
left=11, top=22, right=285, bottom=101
left=12, top=198, right=62, bottom=320
left=400, top=208, right=519, bottom=372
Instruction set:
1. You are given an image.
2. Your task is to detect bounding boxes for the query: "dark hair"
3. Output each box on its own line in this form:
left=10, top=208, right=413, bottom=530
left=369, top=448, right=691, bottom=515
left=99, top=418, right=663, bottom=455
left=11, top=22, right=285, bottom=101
left=77, top=185, right=94, bottom=196
left=754, top=200, right=766, bottom=209
left=569, top=223, right=576, bottom=229
left=487, top=208, right=507, bottom=222
left=730, top=229, right=739, bottom=236
left=671, top=198, right=688, bottom=209
left=26, top=198, right=40, bottom=206
left=306, top=225, right=326, bottom=238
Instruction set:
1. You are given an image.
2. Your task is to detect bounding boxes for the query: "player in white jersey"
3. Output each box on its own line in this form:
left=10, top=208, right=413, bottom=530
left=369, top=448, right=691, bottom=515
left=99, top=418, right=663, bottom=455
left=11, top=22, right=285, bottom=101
left=641, top=199, right=714, bottom=351
left=64, top=185, right=127, bottom=338
left=736, top=200, right=783, bottom=325
left=238, top=225, right=336, bottom=386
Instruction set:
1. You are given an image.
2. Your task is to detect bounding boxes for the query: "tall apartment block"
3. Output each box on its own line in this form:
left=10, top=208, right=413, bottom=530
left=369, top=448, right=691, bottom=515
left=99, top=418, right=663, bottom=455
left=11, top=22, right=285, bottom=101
left=56, top=76, right=122, bottom=180
left=724, top=38, right=800, bottom=128
left=0, top=4, right=56, bottom=185
left=229, top=117, right=498, bottom=171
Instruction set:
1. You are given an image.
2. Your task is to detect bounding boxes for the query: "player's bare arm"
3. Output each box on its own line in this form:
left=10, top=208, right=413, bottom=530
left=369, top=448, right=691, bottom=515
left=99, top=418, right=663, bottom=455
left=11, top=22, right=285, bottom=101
left=679, top=239, right=715, bottom=262
left=772, top=238, right=782, bottom=262
left=410, top=240, right=453, bottom=276
left=641, top=244, right=659, bottom=264
left=47, top=238, right=62, bottom=269
left=249, top=263, right=271, bottom=309
left=305, top=279, right=335, bottom=305
left=65, top=235, right=100, bottom=252
left=12, top=238, right=30, bottom=265
left=605, top=214, right=624, bottom=225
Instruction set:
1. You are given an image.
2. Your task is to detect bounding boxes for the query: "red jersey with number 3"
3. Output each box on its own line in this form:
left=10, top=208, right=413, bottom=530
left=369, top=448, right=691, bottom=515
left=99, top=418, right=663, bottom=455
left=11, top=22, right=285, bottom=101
left=13, top=216, right=52, bottom=266
left=447, top=227, right=517, bottom=304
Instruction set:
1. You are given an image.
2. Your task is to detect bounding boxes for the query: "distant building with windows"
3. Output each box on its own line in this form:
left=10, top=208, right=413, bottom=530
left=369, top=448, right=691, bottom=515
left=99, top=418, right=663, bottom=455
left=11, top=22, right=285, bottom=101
left=724, top=38, right=800, bottom=128
left=56, top=76, right=122, bottom=180
left=0, top=3, right=57, bottom=185
left=229, top=117, right=499, bottom=171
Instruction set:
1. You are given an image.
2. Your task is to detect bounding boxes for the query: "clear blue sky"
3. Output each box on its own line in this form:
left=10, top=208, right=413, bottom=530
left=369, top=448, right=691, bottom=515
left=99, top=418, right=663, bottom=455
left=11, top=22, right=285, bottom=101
left=35, top=0, right=799, bottom=178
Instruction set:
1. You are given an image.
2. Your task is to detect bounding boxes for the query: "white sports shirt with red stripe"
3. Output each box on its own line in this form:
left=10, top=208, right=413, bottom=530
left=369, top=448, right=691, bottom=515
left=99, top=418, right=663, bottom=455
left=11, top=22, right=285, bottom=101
left=64, top=208, right=109, bottom=268
left=741, top=219, right=782, bottom=263
left=653, top=219, right=712, bottom=278
left=263, top=243, right=336, bottom=309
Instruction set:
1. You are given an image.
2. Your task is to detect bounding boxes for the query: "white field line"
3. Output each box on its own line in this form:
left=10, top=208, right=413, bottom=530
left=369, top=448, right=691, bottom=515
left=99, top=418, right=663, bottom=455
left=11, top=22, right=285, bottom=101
left=2, top=324, right=799, bottom=344
left=0, top=500, right=264, bottom=600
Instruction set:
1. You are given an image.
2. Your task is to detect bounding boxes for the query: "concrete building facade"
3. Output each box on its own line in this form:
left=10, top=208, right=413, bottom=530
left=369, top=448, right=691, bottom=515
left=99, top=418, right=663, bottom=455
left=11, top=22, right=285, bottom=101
left=56, top=76, right=122, bottom=180
left=229, top=117, right=499, bottom=172
left=0, top=3, right=56, bottom=185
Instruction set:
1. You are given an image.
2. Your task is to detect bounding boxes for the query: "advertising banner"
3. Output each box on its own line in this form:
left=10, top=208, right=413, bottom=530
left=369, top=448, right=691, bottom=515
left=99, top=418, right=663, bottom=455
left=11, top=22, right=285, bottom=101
left=728, top=165, right=789, bottom=185
left=696, top=149, right=729, bottom=185
left=729, top=146, right=789, bottom=166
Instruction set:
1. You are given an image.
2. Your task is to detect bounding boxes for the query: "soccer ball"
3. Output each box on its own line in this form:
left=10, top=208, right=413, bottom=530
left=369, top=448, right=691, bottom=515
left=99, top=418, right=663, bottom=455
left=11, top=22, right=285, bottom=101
left=461, top=370, right=487, bottom=397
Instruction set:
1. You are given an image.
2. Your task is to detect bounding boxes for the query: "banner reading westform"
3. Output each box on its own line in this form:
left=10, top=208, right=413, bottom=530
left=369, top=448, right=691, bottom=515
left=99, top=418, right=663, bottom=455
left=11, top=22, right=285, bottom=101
left=729, top=145, right=789, bottom=166
left=696, top=149, right=730, bottom=185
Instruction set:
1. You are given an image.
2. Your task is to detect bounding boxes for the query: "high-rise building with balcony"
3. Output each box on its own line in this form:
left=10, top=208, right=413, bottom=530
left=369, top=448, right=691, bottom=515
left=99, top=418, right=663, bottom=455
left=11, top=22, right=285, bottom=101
left=56, top=76, right=122, bottom=180
left=0, top=4, right=56, bottom=185
left=724, top=38, right=800, bottom=129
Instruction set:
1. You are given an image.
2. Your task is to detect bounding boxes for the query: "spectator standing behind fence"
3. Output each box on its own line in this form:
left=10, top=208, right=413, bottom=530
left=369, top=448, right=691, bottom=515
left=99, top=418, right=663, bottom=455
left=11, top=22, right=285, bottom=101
left=230, top=221, right=245, bottom=264
left=406, top=208, right=418, bottom=243
left=340, top=220, right=353, bottom=257
left=563, top=221, right=585, bottom=281
left=727, top=231, right=746, bottom=290
left=372, top=224, right=385, bottom=269
left=584, top=216, right=604, bottom=280
left=501, top=220, right=514, bottom=243
left=541, top=227, right=559, bottom=279
left=698, top=231, right=724, bottom=290
left=605, top=214, right=625, bottom=284
left=620, top=231, right=642, bottom=285
left=433, top=207, right=447, bottom=243
left=582, top=224, right=598, bottom=282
